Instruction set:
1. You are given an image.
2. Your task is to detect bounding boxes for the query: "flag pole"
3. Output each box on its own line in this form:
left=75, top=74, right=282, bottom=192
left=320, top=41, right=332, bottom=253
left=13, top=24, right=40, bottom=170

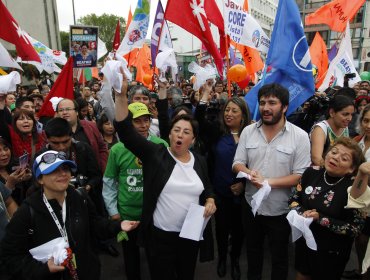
left=153, top=18, right=166, bottom=81
left=222, top=2, right=231, bottom=98
left=225, top=38, right=231, bottom=98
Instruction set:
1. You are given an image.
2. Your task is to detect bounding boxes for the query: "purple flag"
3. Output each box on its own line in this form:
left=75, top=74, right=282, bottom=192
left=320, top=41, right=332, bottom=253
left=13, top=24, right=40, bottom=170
left=151, top=0, right=172, bottom=67
left=328, top=43, right=338, bottom=62
left=229, top=47, right=243, bottom=66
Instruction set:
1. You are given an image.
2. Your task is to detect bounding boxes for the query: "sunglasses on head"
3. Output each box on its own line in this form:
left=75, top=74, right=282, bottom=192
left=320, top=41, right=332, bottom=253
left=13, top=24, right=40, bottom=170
left=37, top=152, right=67, bottom=168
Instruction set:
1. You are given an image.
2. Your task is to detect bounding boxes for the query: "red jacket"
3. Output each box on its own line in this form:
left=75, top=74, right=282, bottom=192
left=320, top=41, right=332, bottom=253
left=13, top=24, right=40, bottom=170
left=80, top=120, right=108, bottom=172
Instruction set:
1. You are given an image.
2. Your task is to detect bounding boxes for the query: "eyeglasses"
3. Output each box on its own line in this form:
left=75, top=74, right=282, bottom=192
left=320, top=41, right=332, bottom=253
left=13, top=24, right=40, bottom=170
left=57, top=107, right=76, bottom=113
left=37, top=151, right=67, bottom=167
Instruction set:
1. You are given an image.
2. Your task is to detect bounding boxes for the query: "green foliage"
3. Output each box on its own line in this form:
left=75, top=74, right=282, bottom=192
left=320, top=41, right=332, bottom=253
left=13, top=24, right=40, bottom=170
left=60, top=31, right=70, bottom=57
left=78, top=13, right=127, bottom=51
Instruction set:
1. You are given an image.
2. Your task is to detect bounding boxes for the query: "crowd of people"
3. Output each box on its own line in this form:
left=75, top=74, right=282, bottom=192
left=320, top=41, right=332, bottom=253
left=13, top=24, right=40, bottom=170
left=1, top=67, right=370, bottom=280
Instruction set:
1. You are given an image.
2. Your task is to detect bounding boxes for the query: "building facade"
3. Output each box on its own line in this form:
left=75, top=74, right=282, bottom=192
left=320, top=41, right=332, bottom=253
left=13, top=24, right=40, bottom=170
left=300, top=0, right=370, bottom=72
left=1, top=0, right=61, bottom=51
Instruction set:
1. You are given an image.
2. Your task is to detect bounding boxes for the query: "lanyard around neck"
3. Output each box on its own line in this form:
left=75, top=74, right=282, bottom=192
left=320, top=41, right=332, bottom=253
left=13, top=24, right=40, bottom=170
left=42, top=193, right=69, bottom=244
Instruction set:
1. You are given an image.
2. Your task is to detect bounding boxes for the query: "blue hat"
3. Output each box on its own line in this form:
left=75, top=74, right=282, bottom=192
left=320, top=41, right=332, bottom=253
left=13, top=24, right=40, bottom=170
left=33, top=151, right=77, bottom=179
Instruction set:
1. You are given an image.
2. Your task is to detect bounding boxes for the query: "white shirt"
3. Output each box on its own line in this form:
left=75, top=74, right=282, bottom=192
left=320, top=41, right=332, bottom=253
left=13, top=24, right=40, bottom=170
left=153, top=148, right=204, bottom=232
left=233, top=120, right=311, bottom=216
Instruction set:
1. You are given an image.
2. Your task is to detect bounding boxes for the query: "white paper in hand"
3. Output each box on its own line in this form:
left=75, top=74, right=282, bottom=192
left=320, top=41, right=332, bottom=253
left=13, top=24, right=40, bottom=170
left=251, top=180, right=271, bottom=216
left=29, top=237, right=68, bottom=265
left=179, top=203, right=211, bottom=241
left=286, top=210, right=317, bottom=251
left=236, top=171, right=251, bottom=180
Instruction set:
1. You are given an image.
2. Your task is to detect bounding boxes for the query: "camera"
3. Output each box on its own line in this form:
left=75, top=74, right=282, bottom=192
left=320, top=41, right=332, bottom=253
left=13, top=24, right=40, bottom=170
left=70, top=174, right=88, bottom=188
left=344, top=73, right=356, bottom=79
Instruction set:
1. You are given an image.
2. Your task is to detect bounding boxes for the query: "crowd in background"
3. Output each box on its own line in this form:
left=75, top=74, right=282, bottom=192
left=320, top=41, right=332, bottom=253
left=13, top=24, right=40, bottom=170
left=1, top=70, right=370, bottom=280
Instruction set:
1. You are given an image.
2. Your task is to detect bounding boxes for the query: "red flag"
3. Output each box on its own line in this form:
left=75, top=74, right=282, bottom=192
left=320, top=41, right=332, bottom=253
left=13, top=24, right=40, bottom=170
left=305, top=0, right=366, bottom=32
left=0, top=1, right=41, bottom=62
left=38, top=57, right=74, bottom=118
left=113, top=20, right=121, bottom=51
left=165, top=0, right=225, bottom=77
left=309, top=32, right=329, bottom=89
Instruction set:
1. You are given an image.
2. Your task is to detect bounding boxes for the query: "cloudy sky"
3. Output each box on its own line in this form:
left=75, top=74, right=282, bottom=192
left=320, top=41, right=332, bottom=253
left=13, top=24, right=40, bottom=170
left=56, top=0, right=164, bottom=37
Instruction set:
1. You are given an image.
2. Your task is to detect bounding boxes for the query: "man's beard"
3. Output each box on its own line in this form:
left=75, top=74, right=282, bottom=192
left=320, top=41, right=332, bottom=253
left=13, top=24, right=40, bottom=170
left=261, top=108, right=284, bottom=126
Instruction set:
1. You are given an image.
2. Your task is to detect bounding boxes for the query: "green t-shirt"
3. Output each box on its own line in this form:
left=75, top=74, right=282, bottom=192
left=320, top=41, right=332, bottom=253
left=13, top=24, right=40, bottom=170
left=104, top=135, right=168, bottom=220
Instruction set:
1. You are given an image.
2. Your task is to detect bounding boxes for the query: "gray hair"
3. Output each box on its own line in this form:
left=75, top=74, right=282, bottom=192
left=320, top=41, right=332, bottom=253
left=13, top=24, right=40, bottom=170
left=128, top=85, right=150, bottom=102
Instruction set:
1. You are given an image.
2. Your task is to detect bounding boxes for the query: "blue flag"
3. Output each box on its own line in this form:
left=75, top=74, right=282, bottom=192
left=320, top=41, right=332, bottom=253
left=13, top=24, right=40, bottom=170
left=245, top=0, right=315, bottom=119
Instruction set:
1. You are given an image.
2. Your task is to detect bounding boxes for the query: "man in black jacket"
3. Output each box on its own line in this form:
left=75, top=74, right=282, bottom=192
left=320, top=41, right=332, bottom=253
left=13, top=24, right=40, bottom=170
left=38, top=118, right=101, bottom=195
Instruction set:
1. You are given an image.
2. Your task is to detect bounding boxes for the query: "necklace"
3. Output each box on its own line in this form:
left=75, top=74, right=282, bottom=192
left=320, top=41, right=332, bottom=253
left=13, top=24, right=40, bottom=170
left=323, top=170, right=345, bottom=186
left=231, top=131, right=239, bottom=135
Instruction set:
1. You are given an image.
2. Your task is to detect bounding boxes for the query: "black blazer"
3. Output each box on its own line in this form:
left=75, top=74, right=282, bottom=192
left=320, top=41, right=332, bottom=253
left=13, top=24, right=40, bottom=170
left=114, top=115, right=215, bottom=251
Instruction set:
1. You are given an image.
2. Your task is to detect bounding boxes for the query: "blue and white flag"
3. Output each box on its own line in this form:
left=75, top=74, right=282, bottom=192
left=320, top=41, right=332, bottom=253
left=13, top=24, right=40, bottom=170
left=245, top=0, right=315, bottom=119
left=223, top=0, right=270, bottom=53
left=116, top=0, right=151, bottom=56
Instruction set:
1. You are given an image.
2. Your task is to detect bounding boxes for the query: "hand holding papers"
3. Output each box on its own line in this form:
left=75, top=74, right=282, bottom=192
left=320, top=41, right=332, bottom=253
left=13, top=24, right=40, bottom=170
left=286, top=210, right=317, bottom=251
left=180, top=203, right=211, bottom=241
left=251, top=180, right=271, bottom=216
left=101, top=54, right=132, bottom=93
left=29, top=237, right=69, bottom=265
left=236, top=171, right=272, bottom=215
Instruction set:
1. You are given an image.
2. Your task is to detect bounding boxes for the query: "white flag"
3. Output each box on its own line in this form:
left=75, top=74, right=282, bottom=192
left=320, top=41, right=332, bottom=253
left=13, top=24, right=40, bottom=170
left=318, top=23, right=361, bottom=91
left=0, top=42, right=22, bottom=71
left=223, top=0, right=270, bottom=53
left=98, top=38, right=108, bottom=60
left=116, top=0, right=151, bottom=56
left=0, top=71, right=21, bottom=94
left=22, top=34, right=66, bottom=74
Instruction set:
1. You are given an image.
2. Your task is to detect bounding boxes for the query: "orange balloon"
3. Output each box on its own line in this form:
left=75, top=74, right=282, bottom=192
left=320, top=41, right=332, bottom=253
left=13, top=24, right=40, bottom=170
left=227, top=65, right=248, bottom=82
left=143, top=74, right=152, bottom=85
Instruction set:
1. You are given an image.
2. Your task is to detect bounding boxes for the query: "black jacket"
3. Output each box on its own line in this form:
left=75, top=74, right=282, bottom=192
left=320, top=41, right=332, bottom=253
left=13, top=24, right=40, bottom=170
left=114, top=115, right=215, bottom=260
left=0, top=187, right=121, bottom=280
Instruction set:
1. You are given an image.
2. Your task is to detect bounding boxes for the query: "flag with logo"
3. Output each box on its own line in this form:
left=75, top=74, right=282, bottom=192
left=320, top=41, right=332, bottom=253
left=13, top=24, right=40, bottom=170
left=0, top=1, right=41, bottom=62
left=116, top=0, right=151, bottom=56
left=229, top=0, right=263, bottom=75
left=151, top=0, right=173, bottom=67
left=22, top=34, right=67, bottom=74
left=309, top=32, right=328, bottom=89
left=38, top=57, right=74, bottom=118
left=318, top=23, right=361, bottom=91
left=245, top=0, right=315, bottom=119
left=305, top=0, right=366, bottom=33
left=165, top=0, right=226, bottom=77
left=223, top=0, right=270, bottom=53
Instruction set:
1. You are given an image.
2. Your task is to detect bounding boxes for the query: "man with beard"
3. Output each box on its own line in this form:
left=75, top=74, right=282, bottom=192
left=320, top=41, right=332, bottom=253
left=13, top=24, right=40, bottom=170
left=232, top=83, right=311, bottom=280
left=28, top=91, right=44, bottom=115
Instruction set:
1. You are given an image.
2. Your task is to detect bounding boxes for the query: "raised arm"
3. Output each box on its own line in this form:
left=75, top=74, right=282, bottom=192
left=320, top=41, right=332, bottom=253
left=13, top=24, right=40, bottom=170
left=114, top=69, right=129, bottom=122
left=351, top=162, right=370, bottom=199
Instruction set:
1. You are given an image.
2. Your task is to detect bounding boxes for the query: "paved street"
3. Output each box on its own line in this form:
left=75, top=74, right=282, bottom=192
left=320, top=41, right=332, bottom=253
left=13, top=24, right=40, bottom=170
left=99, top=233, right=358, bottom=280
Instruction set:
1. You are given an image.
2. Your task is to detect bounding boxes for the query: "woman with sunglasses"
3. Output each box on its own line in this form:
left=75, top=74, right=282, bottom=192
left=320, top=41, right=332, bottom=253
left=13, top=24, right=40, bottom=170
left=0, top=150, right=139, bottom=280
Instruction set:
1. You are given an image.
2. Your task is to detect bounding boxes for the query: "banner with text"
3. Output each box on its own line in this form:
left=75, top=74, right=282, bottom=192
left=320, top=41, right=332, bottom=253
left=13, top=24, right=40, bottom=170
left=223, top=0, right=270, bottom=53
left=70, top=25, right=98, bottom=68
